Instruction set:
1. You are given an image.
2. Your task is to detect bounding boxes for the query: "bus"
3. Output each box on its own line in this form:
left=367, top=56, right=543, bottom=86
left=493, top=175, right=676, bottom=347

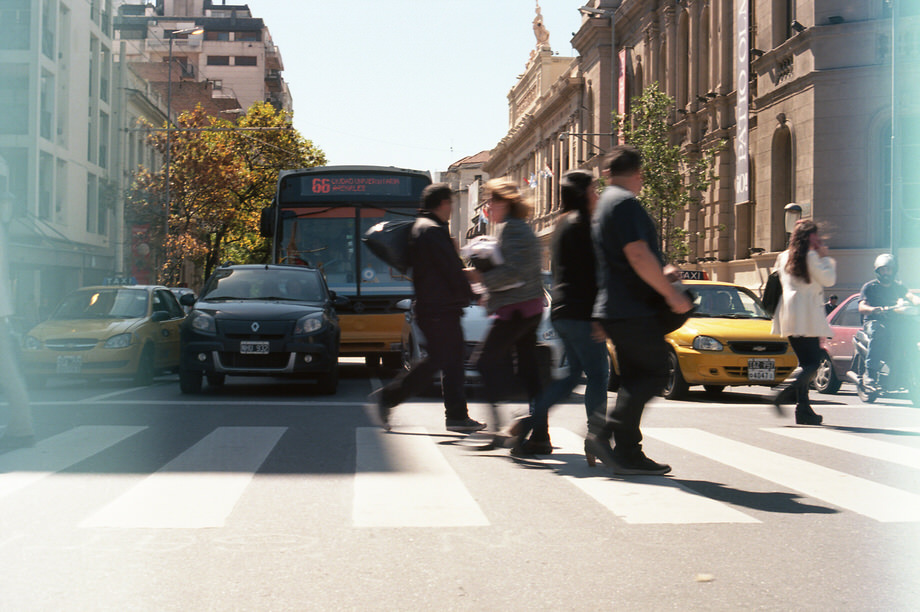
left=262, top=165, right=431, bottom=367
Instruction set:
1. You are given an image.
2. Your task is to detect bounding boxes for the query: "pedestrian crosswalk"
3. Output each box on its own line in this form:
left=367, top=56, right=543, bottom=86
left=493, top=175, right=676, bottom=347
left=1, top=422, right=919, bottom=529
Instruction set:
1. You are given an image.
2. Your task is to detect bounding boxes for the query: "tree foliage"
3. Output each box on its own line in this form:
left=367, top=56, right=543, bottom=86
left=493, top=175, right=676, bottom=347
left=616, top=84, right=720, bottom=262
left=126, top=102, right=326, bottom=286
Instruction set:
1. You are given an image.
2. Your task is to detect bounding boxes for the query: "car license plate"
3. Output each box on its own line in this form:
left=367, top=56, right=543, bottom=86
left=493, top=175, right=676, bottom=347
left=240, top=341, right=269, bottom=355
left=748, top=358, right=775, bottom=381
left=56, top=355, right=82, bottom=374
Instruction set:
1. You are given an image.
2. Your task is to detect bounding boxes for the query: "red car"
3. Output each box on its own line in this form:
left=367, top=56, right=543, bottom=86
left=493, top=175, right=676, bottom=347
left=815, top=294, right=861, bottom=393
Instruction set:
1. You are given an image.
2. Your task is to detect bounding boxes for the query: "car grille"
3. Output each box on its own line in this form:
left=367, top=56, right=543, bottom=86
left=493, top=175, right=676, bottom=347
left=44, top=338, right=98, bottom=351
left=217, top=352, right=292, bottom=369
left=728, top=341, right=788, bottom=355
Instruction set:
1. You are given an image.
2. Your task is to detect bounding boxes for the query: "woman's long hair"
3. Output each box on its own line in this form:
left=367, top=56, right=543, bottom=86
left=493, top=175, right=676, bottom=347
left=785, top=219, right=818, bottom=283
left=485, top=177, right=533, bottom=220
left=559, top=169, right=592, bottom=218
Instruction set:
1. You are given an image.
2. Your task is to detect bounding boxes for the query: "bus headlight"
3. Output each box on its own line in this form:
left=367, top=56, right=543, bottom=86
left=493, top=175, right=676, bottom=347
left=294, top=313, right=325, bottom=335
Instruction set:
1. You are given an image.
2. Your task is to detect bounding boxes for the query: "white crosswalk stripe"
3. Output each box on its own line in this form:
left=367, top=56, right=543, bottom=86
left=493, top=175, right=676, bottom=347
left=0, top=426, right=146, bottom=499
left=352, top=426, right=489, bottom=527
left=548, top=428, right=760, bottom=524
left=645, top=427, right=920, bottom=523
left=764, top=427, right=920, bottom=470
left=3, top=421, right=919, bottom=529
left=80, top=427, right=286, bottom=529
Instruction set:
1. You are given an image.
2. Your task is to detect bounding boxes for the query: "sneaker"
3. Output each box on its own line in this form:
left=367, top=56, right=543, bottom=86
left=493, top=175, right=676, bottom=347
left=445, top=418, right=487, bottom=433
left=510, top=437, right=553, bottom=457
left=612, top=450, right=671, bottom=476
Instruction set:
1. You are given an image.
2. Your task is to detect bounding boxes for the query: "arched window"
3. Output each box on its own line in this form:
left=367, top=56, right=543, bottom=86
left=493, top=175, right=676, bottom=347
left=772, top=0, right=792, bottom=47
left=635, top=59, right=644, bottom=100
left=585, top=87, right=596, bottom=159
left=677, top=10, right=690, bottom=108
left=699, top=5, right=710, bottom=96
left=770, top=125, right=793, bottom=251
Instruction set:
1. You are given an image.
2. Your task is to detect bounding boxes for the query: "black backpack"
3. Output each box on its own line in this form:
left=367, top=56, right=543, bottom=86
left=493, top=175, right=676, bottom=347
left=761, top=270, right=783, bottom=316
left=362, top=219, right=415, bottom=274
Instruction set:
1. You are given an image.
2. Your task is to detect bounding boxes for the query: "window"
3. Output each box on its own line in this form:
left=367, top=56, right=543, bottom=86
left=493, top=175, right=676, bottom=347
left=235, top=31, right=261, bottom=41
left=234, top=56, right=257, bottom=66
left=206, top=55, right=230, bottom=66
left=206, top=31, right=230, bottom=41
left=770, top=126, right=793, bottom=251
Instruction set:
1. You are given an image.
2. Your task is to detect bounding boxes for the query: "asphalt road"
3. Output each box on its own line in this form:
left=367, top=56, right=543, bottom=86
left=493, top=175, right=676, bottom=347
left=1, top=363, right=919, bottom=611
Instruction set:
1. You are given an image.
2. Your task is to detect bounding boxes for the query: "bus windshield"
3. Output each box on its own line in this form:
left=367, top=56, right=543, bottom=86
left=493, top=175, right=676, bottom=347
left=280, top=207, right=414, bottom=296
left=272, top=167, right=430, bottom=298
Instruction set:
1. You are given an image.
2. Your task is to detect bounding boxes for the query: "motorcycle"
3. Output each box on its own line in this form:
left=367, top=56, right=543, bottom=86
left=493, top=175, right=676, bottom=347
left=846, top=299, right=920, bottom=406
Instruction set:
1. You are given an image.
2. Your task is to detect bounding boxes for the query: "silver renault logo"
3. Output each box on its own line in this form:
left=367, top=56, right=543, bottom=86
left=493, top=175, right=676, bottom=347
left=251, top=322, right=260, bottom=333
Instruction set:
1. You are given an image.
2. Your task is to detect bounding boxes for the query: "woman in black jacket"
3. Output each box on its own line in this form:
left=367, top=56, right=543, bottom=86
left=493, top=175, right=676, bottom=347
left=511, top=170, right=609, bottom=457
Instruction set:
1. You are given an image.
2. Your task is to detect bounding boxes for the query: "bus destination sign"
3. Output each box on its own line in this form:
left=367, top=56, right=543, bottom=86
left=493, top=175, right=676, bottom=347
left=301, top=174, right=412, bottom=197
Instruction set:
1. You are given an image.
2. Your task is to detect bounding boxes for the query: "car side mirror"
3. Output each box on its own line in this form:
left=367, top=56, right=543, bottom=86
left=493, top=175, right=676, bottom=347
left=179, top=293, right=196, bottom=307
left=395, top=298, right=412, bottom=310
left=151, top=311, right=170, bottom=322
left=333, top=294, right=350, bottom=308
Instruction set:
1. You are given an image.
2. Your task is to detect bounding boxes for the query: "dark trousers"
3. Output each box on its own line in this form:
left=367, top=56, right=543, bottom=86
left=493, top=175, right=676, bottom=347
left=593, top=317, right=669, bottom=458
left=778, top=336, right=822, bottom=410
left=381, top=311, right=469, bottom=421
left=865, top=320, right=891, bottom=376
left=474, top=312, right=542, bottom=406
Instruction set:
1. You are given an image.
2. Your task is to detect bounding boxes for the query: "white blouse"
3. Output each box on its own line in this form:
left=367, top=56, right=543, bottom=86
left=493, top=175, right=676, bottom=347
left=770, top=249, right=837, bottom=338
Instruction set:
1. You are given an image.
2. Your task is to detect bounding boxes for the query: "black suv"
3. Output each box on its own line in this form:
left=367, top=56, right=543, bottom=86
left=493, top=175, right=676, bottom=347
left=178, top=264, right=344, bottom=394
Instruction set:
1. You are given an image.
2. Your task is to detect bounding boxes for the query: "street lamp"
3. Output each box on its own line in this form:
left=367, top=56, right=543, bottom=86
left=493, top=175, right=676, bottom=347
left=784, top=202, right=803, bottom=246
left=164, top=26, right=203, bottom=244
left=579, top=2, right=622, bottom=148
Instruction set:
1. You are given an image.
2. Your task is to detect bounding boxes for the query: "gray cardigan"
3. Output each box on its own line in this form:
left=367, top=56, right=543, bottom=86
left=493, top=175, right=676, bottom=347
left=480, top=217, right=544, bottom=314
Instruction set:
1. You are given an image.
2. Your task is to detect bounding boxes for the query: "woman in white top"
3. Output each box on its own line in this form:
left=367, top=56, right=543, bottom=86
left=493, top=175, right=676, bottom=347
left=771, top=220, right=837, bottom=424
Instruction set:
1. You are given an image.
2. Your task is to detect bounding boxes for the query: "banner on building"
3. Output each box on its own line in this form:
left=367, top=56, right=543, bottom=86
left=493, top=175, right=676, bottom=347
left=735, top=1, right=750, bottom=204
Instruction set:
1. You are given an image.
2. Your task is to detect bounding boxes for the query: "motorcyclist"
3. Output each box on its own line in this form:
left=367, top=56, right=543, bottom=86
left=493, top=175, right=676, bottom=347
left=857, top=254, right=920, bottom=389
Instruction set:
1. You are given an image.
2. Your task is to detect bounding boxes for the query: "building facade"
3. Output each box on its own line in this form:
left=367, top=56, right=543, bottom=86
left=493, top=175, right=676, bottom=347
left=0, top=0, right=120, bottom=321
left=439, top=150, right=491, bottom=248
left=484, top=0, right=914, bottom=297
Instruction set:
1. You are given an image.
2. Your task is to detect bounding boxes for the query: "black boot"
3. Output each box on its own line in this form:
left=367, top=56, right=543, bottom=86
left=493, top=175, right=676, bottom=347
left=795, top=405, right=823, bottom=425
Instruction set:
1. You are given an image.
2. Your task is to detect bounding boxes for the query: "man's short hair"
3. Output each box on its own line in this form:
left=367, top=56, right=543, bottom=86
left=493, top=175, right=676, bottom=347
left=605, top=145, right=642, bottom=177
left=421, top=183, right=453, bottom=210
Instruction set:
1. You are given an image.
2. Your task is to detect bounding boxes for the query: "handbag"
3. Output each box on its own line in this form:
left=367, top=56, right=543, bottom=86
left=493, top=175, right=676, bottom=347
left=761, top=270, right=783, bottom=316
left=362, top=219, right=414, bottom=274
left=655, top=287, right=695, bottom=334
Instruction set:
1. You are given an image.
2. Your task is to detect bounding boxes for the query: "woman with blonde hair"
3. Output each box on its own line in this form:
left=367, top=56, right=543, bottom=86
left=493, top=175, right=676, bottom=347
left=466, top=178, right=545, bottom=444
left=770, top=219, right=836, bottom=424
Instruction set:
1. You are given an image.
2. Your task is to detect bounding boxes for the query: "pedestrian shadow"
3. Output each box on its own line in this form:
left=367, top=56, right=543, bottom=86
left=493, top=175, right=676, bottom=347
left=503, top=450, right=838, bottom=516
left=823, top=424, right=920, bottom=437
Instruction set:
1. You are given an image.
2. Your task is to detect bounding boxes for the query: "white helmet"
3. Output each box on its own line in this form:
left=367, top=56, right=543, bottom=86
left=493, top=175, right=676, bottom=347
left=874, top=253, right=897, bottom=283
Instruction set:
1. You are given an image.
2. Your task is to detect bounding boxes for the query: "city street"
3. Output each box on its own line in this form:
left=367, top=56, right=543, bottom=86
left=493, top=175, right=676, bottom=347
left=2, top=363, right=919, bottom=611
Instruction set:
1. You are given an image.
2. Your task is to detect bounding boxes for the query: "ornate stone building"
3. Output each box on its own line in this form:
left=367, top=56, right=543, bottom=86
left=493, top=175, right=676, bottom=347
left=484, top=0, right=911, bottom=295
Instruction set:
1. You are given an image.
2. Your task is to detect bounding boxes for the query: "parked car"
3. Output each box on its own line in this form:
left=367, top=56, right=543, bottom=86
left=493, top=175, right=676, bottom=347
left=397, top=289, right=567, bottom=390
left=20, top=285, right=186, bottom=386
left=815, top=294, right=861, bottom=394
left=608, top=280, right=799, bottom=399
left=178, top=264, right=344, bottom=394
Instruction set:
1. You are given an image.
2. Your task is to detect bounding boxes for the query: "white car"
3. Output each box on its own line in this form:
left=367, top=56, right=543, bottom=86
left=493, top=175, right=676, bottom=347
left=397, top=290, right=567, bottom=390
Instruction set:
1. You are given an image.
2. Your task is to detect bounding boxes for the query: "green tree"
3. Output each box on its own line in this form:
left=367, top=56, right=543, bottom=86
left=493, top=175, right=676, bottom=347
left=615, top=83, right=720, bottom=262
left=126, top=103, right=326, bottom=286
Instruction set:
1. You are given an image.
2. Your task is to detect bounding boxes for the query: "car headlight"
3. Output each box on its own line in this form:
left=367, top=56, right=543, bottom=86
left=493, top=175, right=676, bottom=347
left=103, top=333, right=134, bottom=349
left=23, top=335, right=42, bottom=351
left=189, top=311, right=216, bottom=334
left=294, top=313, right=325, bottom=335
left=692, top=335, right=724, bottom=351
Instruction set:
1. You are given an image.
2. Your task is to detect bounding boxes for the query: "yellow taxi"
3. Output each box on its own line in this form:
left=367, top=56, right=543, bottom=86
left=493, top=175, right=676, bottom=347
left=20, top=285, right=186, bottom=386
left=608, top=280, right=798, bottom=399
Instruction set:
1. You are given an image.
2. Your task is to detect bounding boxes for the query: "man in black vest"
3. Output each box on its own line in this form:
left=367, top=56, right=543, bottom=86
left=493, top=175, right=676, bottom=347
left=372, top=183, right=485, bottom=433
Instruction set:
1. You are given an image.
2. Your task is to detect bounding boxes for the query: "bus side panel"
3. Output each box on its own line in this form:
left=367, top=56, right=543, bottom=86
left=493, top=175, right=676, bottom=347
left=338, top=312, right=405, bottom=357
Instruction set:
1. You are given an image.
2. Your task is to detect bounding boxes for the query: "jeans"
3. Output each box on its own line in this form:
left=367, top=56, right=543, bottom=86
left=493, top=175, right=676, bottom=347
left=782, top=336, right=822, bottom=409
left=593, top=316, right=669, bottom=457
left=529, top=318, right=609, bottom=438
left=381, top=311, right=469, bottom=421
left=474, top=311, right=542, bottom=407
left=865, top=319, right=891, bottom=376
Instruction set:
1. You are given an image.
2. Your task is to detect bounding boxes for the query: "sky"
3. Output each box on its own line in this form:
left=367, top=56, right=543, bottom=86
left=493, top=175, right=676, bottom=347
left=243, top=1, right=586, bottom=177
